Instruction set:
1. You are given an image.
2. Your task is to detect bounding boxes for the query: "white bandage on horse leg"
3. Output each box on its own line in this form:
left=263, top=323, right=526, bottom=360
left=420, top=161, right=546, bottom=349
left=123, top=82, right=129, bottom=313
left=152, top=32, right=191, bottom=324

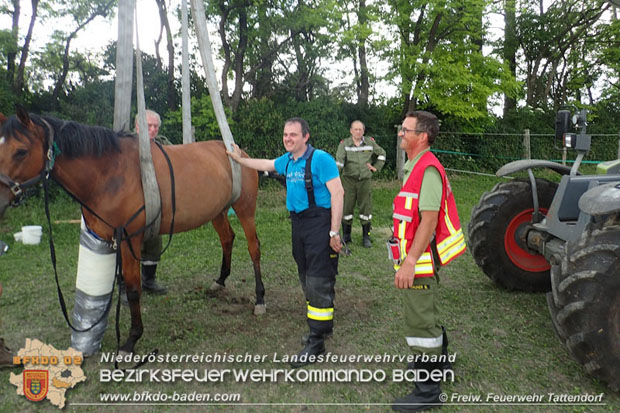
left=71, top=217, right=116, bottom=356
left=75, top=218, right=116, bottom=295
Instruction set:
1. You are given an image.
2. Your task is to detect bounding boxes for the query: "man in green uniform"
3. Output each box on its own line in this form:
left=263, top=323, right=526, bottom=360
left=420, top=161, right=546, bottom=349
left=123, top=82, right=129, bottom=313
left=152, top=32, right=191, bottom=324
left=391, top=111, right=466, bottom=411
left=134, top=109, right=171, bottom=295
left=335, top=120, right=386, bottom=247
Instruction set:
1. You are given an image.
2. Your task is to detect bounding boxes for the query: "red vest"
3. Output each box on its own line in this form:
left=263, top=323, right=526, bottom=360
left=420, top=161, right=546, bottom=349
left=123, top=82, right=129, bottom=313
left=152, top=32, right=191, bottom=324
left=392, top=151, right=466, bottom=276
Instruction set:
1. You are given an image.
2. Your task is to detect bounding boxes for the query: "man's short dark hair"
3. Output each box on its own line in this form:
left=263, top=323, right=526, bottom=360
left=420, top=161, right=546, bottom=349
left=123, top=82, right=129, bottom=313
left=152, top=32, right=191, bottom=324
left=405, top=111, right=439, bottom=145
left=285, top=117, right=310, bottom=138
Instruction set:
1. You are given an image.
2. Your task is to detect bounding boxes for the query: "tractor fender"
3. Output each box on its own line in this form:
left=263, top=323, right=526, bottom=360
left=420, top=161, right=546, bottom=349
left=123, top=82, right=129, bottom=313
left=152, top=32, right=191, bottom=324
left=496, top=160, right=576, bottom=177
left=578, top=181, right=620, bottom=216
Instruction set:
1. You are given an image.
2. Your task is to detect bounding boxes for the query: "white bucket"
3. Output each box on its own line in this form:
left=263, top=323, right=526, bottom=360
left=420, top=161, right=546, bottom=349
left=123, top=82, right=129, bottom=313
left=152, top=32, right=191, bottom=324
left=21, top=225, right=43, bottom=245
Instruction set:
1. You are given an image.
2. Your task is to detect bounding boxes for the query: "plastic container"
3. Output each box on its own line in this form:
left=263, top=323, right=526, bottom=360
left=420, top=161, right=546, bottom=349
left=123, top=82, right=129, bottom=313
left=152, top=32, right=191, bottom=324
left=21, top=225, right=43, bottom=245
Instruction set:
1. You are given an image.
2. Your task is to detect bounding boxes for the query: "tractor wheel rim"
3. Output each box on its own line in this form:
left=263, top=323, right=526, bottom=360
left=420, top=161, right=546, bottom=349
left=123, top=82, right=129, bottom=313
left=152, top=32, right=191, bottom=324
left=504, top=208, right=550, bottom=272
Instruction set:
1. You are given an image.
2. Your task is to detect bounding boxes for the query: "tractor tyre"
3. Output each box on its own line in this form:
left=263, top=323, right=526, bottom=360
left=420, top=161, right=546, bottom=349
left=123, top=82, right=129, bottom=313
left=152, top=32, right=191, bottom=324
left=468, top=179, right=557, bottom=292
left=548, top=225, right=620, bottom=391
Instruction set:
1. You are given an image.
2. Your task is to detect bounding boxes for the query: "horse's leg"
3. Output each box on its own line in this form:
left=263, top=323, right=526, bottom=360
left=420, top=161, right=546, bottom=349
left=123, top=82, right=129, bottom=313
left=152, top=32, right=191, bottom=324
left=210, top=212, right=235, bottom=291
left=235, top=210, right=265, bottom=315
left=119, top=238, right=143, bottom=355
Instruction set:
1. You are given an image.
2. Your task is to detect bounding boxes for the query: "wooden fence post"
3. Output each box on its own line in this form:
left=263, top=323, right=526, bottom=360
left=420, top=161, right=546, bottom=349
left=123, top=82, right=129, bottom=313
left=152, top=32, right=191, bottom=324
left=523, top=129, right=531, bottom=159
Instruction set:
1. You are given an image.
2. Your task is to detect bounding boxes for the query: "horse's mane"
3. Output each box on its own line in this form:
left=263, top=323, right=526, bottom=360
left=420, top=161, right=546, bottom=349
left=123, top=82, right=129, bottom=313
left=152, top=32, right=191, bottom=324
left=26, top=114, right=135, bottom=158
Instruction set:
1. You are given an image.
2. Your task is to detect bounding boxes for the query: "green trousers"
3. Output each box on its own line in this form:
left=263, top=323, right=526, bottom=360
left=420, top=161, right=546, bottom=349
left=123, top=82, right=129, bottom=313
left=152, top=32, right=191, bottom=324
left=342, top=176, right=373, bottom=225
left=401, top=275, right=443, bottom=356
left=141, top=236, right=162, bottom=265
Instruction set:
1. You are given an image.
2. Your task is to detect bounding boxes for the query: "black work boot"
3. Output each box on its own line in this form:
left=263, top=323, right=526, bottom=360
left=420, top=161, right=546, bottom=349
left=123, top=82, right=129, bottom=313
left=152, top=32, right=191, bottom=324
left=290, top=332, right=326, bottom=368
left=392, top=362, right=442, bottom=411
left=342, top=223, right=352, bottom=244
left=300, top=330, right=333, bottom=346
left=362, top=223, right=372, bottom=248
left=141, top=264, right=167, bottom=295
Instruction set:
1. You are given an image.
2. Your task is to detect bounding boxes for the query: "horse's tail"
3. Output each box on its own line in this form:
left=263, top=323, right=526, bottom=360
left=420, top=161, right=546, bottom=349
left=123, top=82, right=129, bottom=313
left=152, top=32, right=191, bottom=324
left=260, top=171, right=286, bottom=188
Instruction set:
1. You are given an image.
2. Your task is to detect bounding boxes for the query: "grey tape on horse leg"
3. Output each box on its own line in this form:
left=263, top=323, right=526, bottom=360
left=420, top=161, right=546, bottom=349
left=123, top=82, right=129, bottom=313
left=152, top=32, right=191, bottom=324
left=71, top=289, right=112, bottom=356
left=71, top=217, right=116, bottom=355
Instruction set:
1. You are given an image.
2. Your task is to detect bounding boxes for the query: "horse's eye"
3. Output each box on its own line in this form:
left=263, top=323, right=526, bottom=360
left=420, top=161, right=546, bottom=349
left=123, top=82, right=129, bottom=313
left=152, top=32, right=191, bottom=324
left=13, top=149, right=28, bottom=160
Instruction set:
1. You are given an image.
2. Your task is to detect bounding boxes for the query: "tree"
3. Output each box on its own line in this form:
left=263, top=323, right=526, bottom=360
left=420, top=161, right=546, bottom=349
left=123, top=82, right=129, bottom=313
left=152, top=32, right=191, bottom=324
left=385, top=0, right=516, bottom=121
left=48, top=0, right=115, bottom=108
left=516, top=0, right=610, bottom=110
left=335, top=0, right=379, bottom=106
left=3, top=0, right=20, bottom=84
left=154, top=0, right=176, bottom=110
left=204, top=0, right=337, bottom=111
left=502, top=0, right=517, bottom=116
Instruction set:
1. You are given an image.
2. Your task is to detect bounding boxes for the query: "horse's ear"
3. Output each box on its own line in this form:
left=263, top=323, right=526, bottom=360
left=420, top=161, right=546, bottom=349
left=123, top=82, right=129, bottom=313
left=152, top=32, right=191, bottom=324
left=15, top=106, right=31, bottom=126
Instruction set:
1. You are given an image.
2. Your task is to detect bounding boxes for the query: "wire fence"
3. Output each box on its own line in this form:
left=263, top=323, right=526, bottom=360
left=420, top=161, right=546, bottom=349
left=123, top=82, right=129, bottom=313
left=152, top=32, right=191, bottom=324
left=367, top=130, right=620, bottom=179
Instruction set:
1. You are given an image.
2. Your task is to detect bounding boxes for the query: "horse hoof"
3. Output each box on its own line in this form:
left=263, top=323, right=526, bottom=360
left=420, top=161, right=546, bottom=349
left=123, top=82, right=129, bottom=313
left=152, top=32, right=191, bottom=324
left=254, top=304, right=266, bottom=315
left=118, top=349, right=132, bottom=357
left=209, top=281, right=224, bottom=292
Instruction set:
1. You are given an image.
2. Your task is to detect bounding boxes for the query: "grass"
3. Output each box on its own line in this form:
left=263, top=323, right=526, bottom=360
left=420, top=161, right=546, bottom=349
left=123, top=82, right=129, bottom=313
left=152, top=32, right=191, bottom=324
left=0, top=175, right=618, bottom=412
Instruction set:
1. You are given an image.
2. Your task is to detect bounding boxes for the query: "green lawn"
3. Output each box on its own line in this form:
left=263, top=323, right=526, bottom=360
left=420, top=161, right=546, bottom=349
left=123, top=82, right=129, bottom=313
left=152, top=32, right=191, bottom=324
left=0, top=174, right=618, bottom=412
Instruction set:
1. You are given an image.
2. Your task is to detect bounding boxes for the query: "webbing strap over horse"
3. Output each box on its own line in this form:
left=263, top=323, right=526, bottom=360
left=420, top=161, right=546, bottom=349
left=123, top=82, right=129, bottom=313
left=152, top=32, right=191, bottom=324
left=191, top=0, right=242, bottom=206
left=134, top=4, right=161, bottom=242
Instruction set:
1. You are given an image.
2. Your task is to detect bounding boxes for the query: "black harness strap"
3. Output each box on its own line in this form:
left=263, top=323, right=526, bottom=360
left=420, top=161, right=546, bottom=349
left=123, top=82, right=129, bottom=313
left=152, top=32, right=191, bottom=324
left=304, top=147, right=316, bottom=208
left=285, top=146, right=316, bottom=209
left=41, top=136, right=175, bottom=369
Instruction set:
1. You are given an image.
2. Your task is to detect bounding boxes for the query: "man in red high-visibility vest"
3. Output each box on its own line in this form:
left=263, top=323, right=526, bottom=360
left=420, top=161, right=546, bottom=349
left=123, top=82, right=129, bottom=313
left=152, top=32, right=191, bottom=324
left=391, top=111, right=466, bottom=412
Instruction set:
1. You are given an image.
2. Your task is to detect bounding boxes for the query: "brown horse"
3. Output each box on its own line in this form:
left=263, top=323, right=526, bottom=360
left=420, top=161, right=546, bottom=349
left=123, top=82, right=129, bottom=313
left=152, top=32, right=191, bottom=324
left=0, top=108, right=265, bottom=354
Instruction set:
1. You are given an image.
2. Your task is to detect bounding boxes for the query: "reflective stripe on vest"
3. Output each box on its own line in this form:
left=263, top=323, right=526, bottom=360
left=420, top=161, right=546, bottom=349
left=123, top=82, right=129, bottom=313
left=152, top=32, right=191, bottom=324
left=392, top=151, right=466, bottom=275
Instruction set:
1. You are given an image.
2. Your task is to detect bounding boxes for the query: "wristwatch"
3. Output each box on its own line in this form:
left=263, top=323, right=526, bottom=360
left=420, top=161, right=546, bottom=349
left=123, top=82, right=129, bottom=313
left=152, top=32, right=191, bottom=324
left=329, top=231, right=339, bottom=238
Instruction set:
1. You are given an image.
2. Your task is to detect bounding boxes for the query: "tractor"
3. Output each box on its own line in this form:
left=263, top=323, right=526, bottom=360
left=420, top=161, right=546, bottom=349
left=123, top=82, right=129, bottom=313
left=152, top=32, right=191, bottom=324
left=468, top=108, right=620, bottom=391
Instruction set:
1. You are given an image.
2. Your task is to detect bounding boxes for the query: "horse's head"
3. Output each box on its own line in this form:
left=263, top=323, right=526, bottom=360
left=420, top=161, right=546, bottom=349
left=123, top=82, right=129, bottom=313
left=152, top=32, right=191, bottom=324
left=0, top=108, right=48, bottom=217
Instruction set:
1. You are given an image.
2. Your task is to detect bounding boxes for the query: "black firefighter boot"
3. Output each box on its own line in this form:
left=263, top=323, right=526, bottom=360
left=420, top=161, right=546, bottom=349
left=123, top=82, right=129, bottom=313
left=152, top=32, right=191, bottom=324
left=362, top=223, right=372, bottom=248
left=290, top=330, right=326, bottom=369
left=392, top=361, right=443, bottom=412
left=141, top=264, right=168, bottom=294
left=342, top=223, right=352, bottom=244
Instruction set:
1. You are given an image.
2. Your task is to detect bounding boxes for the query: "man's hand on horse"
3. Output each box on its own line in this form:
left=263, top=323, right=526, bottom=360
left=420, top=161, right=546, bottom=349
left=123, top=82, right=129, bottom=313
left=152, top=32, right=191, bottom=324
left=227, top=144, right=242, bottom=162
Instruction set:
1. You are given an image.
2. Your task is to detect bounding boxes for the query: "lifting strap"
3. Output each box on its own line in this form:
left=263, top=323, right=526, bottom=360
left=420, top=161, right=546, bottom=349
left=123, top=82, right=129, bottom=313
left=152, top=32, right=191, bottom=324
left=134, top=4, right=161, bottom=242
left=190, top=0, right=241, bottom=206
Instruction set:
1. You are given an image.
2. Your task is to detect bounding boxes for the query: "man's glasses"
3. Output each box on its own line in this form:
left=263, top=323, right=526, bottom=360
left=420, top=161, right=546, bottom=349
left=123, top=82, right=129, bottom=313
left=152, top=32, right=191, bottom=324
left=400, top=127, right=425, bottom=135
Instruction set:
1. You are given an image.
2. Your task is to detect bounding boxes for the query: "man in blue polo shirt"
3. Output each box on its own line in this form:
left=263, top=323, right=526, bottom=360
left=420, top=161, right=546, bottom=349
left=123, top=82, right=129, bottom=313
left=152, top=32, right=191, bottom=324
left=227, top=117, right=344, bottom=368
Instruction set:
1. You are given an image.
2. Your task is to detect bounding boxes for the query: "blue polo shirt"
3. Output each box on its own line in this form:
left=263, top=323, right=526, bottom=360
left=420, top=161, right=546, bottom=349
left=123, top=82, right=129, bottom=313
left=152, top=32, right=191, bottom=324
left=274, top=145, right=339, bottom=213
